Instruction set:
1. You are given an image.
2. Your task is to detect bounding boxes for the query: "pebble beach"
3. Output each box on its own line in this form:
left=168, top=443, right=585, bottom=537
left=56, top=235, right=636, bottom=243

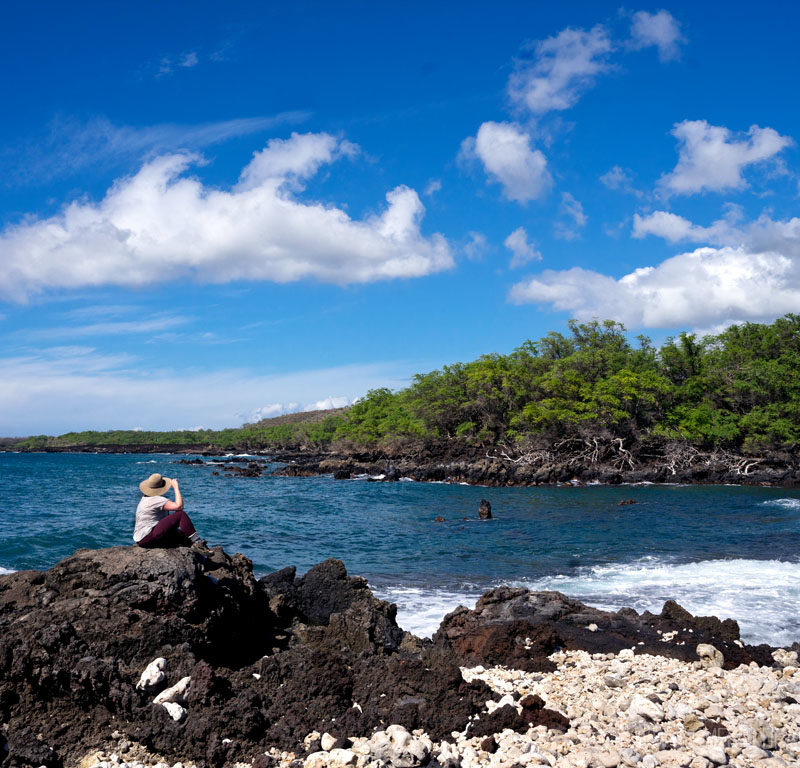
left=81, top=644, right=800, bottom=768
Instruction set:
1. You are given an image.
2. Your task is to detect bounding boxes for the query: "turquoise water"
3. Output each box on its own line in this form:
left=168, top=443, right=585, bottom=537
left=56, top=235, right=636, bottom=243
left=1, top=452, right=799, bottom=645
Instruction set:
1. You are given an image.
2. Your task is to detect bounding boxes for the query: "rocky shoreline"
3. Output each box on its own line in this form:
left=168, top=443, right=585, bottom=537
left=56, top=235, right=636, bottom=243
left=5, top=436, right=799, bottom=487
left=1, top=546, right=797, bottom=768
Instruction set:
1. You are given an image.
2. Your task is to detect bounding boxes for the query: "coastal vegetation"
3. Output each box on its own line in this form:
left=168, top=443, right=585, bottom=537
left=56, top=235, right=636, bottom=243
left=9, top=314, right=800, bottom=457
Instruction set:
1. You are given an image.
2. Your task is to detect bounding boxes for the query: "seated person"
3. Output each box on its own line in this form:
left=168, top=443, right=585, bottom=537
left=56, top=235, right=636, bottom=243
left=134, top=473, right=210, bottom=554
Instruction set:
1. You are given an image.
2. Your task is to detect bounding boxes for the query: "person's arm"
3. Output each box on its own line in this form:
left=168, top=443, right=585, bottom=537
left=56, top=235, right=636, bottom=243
left=163, top=478, right=184, bottom=511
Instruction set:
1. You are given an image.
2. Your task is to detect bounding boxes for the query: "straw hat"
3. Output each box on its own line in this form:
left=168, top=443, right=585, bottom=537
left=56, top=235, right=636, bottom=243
left=139, top=473, right=173, bottom=496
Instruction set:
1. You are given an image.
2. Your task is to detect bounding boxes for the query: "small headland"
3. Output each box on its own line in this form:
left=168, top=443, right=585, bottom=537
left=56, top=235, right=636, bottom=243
left=1, top=546, right=797, bottom=768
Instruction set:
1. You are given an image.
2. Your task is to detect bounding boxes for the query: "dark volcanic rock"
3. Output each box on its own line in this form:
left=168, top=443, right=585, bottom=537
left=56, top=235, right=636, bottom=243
left=260, top=558, right=407, bottom=655
left=269, top=437, right=800, bottom=488
left=468, top=702, right=568, bottom=738
left=433, top=587, right=775, bottom=671
left=478, top=499, right=493, bottom=519
left=0, top=546, right=273, bottom=766
left=0, top=549, right=495, bottom=767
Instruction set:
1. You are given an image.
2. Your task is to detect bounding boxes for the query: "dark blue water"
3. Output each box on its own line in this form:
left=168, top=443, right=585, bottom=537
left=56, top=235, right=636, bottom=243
left=1, top=452, right=799, bottom=645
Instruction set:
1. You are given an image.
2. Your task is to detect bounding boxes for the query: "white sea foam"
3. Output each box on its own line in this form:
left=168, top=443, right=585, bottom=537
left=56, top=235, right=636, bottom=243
left=135, top=459, right=157, bottom=464
left=0, top=566, right=16, bottom=575
left=759, top=498, right=800, bottom=509
left=379, top=558, right=800, bottom=647
left=373, top=585, right=482, bottom=639
left=512, top=558, right=800, bottom=647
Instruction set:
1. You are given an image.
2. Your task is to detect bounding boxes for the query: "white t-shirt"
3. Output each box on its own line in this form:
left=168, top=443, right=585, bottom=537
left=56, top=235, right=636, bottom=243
left=133, top=495, right=170, bottom=542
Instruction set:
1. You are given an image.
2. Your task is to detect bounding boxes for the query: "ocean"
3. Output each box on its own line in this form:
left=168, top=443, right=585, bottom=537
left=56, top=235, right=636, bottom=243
left=1, top=452, right=799, bottom=646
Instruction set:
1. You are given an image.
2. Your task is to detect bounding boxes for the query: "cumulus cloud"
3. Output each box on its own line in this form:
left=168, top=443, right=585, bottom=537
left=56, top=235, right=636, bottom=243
left=660, top=120, right=792, bottom=196
left=249, top=399, right=349, bottom=421
left=250, top=403, right=290, bottom=421
left=461, top=121, right=552, bottom=203
left=306, top=396, right=350, bottom=411
left=504, top=227, right=541, bottom=268
left=554, top=192, right=587, bottom=240
left=508, top=24, right=613, bottom=114
left=631, top=210, right=732, bottom=243
left=628, top=10, right=685, bottom=61
left=0, top=132, right=453, bottom=300
left=510, top=212, right=800, bottom=329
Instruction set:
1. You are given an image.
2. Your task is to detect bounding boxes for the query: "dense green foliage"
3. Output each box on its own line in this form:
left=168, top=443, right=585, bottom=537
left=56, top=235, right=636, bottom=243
left=10, top=316, right=800, bottom=454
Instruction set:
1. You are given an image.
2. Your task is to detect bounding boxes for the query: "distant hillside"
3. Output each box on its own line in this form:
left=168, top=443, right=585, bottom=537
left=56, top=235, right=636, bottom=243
left=248, top=407, right=350, bottom=428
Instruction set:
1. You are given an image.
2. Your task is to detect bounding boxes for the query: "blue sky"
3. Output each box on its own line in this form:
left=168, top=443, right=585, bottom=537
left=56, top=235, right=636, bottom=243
left=2, top=1, right=799, bottom=435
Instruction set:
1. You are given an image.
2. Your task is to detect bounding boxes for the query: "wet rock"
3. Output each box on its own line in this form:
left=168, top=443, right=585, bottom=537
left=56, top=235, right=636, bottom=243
left=434, top=588, right=773, bottom=672
left=478, top=499, right=492, bottom=520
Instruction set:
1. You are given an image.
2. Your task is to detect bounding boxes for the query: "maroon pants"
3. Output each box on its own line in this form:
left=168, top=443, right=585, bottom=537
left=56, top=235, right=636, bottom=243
left=137, top=509, right=197, bottom=548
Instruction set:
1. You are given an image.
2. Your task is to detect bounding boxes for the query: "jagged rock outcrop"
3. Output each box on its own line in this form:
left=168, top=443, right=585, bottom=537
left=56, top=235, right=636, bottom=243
left=0, top=549, right=500, bottom=768
left=433, top=587, right=776, bottom=672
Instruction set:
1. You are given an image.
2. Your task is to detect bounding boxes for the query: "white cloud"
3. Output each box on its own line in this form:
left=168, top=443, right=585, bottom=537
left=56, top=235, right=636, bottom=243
left=306, top=396, right=350, bottom=411
left=22, top=315, right=189, bottom=340
left=628, top=10, right=685, bottom=61
left=237, top=132, right=352, bottom=191
left=250, top=403, right=295, bottom=421
left=510, top=212, right=800, bottom=329
left=554, top=192, right=587, bottom=240
left=508, top=24, right=612, bottom=114
left=424, top=179, right=442, bottom=197
left=660, top=120, right=792, bottom=196
left=632, top=204, right=749, bottom=244
left=600, top=165, right=641, bottom=196
left=0, top=348, right=420, bottom=435
left=461, top=121, right=552, bottom=203
left=504, top=227, right=541, bottom=268
left=0, top=132, right=453, bottom=300
left=250, top=397, right=351, bottom=421
left=157, top=51, right=201, bottom=77
left=632, top=211, right=722, bottom=243
left=464, top=231, right=489, bottom=261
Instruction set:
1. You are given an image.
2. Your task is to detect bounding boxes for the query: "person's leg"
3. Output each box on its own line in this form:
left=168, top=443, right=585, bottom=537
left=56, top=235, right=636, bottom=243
left=175, top=509, right=197, bottom=538
left=138, top=510, right=197, bottom=547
